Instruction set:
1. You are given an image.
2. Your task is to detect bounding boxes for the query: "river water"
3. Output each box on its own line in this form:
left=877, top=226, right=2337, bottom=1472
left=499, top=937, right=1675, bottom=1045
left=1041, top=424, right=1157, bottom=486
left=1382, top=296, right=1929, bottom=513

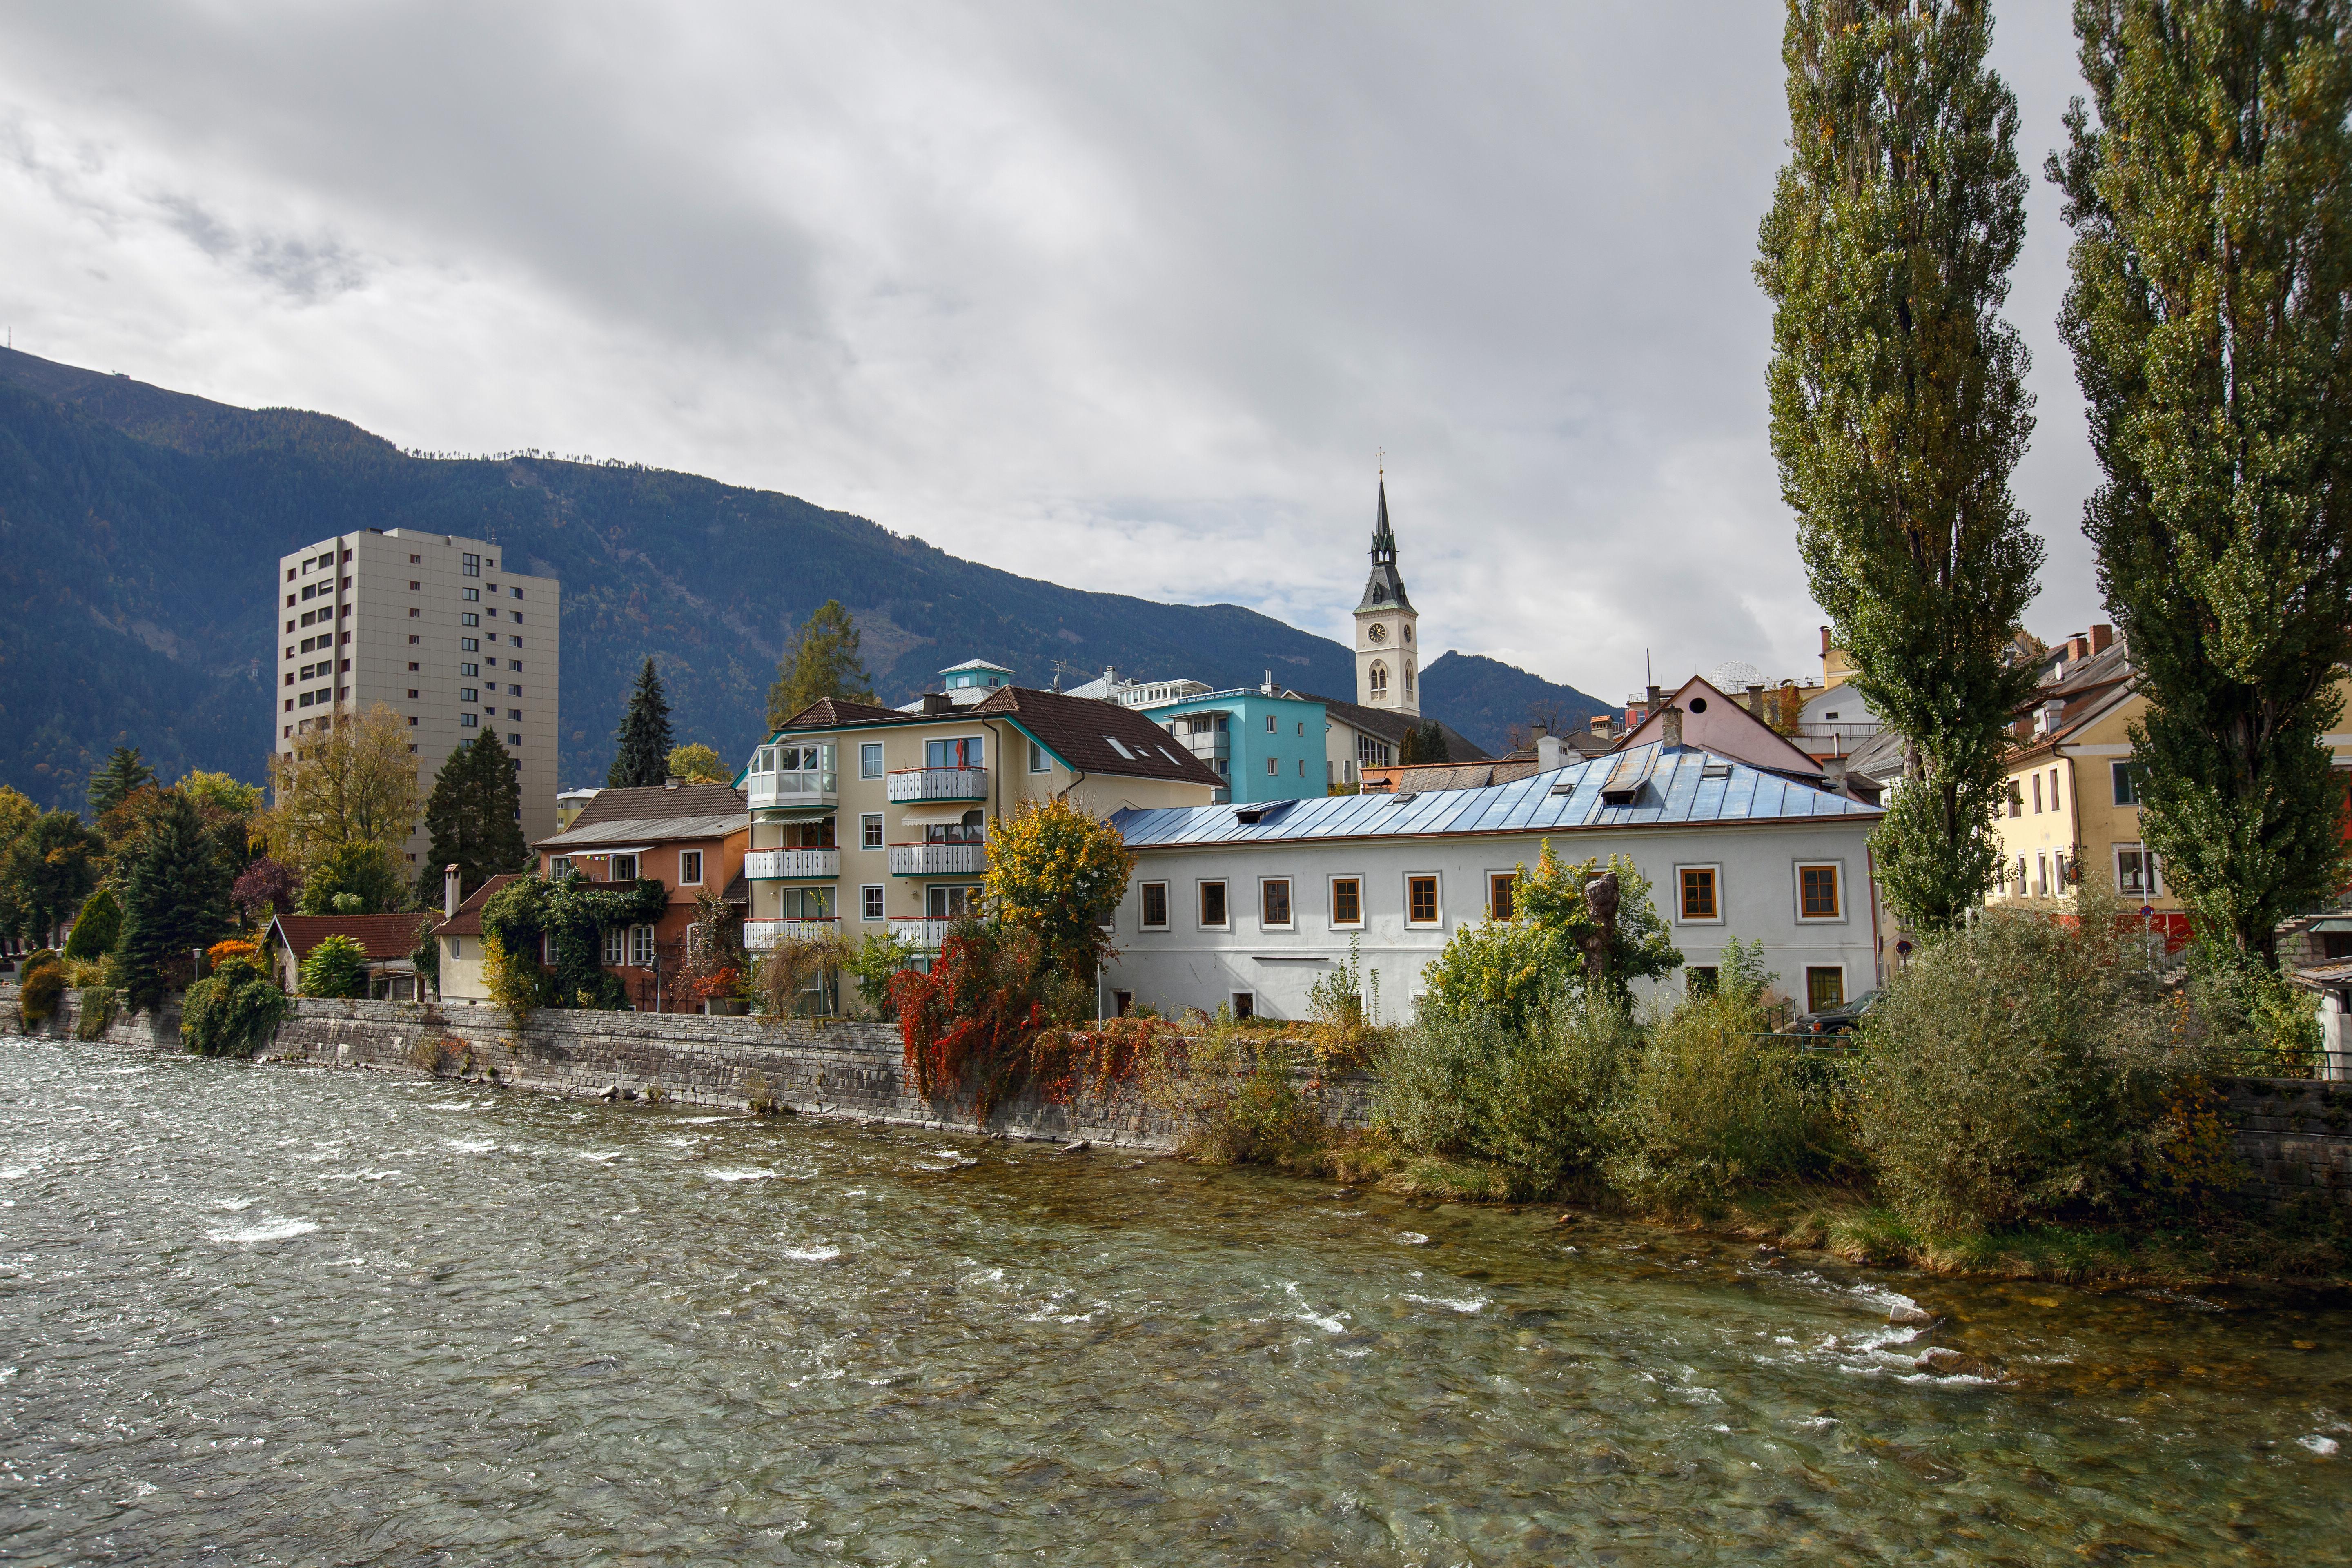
left=0, top=1036, right=2346, bottom=1566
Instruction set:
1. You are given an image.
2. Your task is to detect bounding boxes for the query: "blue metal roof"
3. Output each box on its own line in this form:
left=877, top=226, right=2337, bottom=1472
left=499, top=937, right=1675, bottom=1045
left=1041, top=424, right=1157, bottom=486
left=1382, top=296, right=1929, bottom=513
left=1108, top=743, right=1880, bottom=848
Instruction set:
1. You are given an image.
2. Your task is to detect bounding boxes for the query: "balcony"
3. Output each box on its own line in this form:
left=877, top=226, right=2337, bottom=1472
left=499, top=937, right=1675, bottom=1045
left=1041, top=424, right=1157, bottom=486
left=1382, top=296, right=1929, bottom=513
left=745, top=769, right=837, bottom=811
left=888, top=842, right=986, bottom=877
left=744, top=848, right=840, bottom=880
left=887, top=917, right=956, bottom=951
left=886, top=766, right=988, bottom=804
left=744, top=917, right=840, bottom=951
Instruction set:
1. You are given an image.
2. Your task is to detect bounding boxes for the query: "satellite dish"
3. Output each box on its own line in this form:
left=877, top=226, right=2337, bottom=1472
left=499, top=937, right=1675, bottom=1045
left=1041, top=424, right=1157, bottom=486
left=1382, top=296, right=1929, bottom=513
left=1711, top=660, right=1766, bottom=693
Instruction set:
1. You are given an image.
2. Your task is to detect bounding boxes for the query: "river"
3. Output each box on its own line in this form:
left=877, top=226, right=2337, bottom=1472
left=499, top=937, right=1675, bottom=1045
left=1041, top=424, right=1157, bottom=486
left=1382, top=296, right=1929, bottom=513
left=0, top=1035, right=2345, bottom=1565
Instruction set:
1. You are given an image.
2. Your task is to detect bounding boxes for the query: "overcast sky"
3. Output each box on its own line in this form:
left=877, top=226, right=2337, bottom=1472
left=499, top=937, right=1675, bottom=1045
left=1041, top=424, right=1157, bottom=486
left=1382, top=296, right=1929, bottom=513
left=0, top=2, right=2104, bottom=703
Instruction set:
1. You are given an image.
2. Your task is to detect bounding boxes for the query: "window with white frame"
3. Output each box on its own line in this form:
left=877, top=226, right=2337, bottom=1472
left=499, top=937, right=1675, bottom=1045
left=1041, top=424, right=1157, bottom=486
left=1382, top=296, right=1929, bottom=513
left=2115, top=843, right=2163, bottom=898
left=549, top=856, right=572, bottom=879
left=1260, top=878, right=1292, bottom=929
left=860, top=742, right=884, bottom=779
left=678, top=850, right=703, bottom=885
left=610, top=853, right=639, bottom=882
left=1487, top=872, right=1515, bottom=921
left=1405, top=873, right=1441, bottom=927
left=1140, top=882, right=1170, bottom=930
left=1329, top=875, right=1363, bottom=928
left=2112, top=762, right=2143, bottom=806
left=1198, top=880, right=1229, bottom=929
left=1028, top=738, right=1050, bottom=773
left=603, top=927, right=625, bottom=965
left=861, top=884, right=885, bottom=920
left=630, top=925, right=655, bottom=967
left=861, top=813, right=884, bottom=849
left=1265, top=757, right=1279, bottom=777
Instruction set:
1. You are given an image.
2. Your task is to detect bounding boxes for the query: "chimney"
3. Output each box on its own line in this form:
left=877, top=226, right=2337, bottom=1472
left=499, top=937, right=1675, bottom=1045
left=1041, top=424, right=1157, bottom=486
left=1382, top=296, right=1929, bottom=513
left=2089, top=624, right=2113, bottom=654
left=664, top=777, right=682, bottom=789
left=1820, top=625, right=1832, bottom=655
left=1662, top=704, right=1684, bottom=748
left=1646, top=684, right=1663, bottom=713
left=2035, top=699, right=2065, bottom=737
left=1590, top=713, right=1615, bottom=738
left=920, top=693, right=953, bottom=714
left=443, top=864, right=461, bottom=920
left=1536, top=732, right=1565, bottom=773
left=1261, top=669, right=1274, bottom=696
left=1745, top=681, right=1766, bottom=718
left=1824, top=756, right=1849, bottom=797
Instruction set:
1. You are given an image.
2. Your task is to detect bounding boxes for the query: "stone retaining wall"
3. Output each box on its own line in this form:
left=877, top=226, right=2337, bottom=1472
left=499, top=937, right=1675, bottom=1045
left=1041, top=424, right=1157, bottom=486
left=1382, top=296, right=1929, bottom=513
left=2222, top=1077, right=2352, bottom=1209
left=1, top=982, right=1376, bottom=1151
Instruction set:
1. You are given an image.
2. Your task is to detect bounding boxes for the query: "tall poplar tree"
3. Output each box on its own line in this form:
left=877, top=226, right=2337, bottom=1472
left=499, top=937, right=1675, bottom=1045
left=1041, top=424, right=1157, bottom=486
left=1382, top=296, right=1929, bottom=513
left=1757, top=0, right=2045, bottom=928
left=767, top=600, right=877, bottom=731
left=608, top=658, right=675, bottom=788
left=2054, top=0, right=2352, bottom=965
left=415, top=731, right=529, bottom=906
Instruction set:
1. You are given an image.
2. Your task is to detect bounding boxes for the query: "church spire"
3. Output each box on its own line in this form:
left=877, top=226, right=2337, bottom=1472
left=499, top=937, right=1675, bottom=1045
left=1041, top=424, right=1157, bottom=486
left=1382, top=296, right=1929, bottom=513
left=1356, top=474, right=1411, bottom=613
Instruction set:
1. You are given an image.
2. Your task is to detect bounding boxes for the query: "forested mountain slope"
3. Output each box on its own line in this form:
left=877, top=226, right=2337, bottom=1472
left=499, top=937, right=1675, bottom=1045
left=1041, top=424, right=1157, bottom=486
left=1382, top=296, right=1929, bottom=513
left=0, top=349, right=1604, bottom=808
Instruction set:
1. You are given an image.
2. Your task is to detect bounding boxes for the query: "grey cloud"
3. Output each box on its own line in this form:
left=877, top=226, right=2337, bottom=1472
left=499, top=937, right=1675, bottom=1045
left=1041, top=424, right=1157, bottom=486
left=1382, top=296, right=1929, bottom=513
left=0, top=1, right=2112, bottom=697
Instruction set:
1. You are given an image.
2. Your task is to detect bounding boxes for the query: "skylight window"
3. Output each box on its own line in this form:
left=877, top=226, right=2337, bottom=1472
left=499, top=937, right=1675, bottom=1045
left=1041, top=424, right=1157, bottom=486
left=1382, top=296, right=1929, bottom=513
left=1105, top=736, right=1132, bottom=759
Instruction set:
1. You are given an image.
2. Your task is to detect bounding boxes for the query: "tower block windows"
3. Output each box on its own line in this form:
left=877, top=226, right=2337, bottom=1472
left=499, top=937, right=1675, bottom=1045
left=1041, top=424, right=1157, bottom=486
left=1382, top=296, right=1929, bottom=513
left=1352, top=474, right=1420, bottom=716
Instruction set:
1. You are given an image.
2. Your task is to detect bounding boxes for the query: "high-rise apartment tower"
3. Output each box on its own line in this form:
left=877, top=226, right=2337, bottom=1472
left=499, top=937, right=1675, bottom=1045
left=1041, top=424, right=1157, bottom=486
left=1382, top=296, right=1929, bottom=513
left=274, top=529, right=560, bottom=869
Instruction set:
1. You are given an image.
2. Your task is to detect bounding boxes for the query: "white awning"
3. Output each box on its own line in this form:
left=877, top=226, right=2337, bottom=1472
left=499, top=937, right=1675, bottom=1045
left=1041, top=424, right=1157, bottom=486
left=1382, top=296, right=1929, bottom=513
left=560, top=845, right=649, bottom=858
left=898, top=804, right=987, bottom=826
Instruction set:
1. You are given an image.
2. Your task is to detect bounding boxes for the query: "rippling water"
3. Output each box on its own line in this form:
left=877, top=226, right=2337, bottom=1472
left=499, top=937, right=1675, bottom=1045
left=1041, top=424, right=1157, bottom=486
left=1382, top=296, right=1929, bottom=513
left=2, top=1036, right=2347, bottom=1565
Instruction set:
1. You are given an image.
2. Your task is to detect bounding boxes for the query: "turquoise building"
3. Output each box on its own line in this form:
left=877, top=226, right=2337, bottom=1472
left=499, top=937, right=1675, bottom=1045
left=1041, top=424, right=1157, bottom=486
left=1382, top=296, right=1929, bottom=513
left=1138, top=687, right=1328, bottom=804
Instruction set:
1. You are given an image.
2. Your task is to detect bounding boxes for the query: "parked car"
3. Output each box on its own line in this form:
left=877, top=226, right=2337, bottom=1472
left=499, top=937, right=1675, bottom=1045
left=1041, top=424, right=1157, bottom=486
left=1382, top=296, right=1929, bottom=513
left=1795, top=989, right=1882, bottom=1036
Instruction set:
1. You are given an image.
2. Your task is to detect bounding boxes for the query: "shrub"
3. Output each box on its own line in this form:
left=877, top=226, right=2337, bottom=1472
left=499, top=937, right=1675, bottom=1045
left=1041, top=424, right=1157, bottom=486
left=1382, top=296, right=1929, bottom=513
left=754, top=933, right=855, bottom=1018
left=62, top=888, right=122, bottom=960
left=1303, top=933, right=1383, bottom=1070
left=843, top=930, right=919, bottom=1019
left=181, top=956, right=290, bottom=1057
left=1607, top=960, right=1845, bottom=1211
left=1419, top=846, right=1681, bottom=1027
left=299, top=934, right=370, bottom=998
left=1374, top=982, right=1637, bottom=1197
left=1851, top=879, right=2190, bottom=1232
left=2187, top=948, right=2323, bottom=1077
left=208, top=938, right=258, bottom=969
left=74, top=986, right=117, bottom=1040
left=1136, top=1025, right=1322, bottom=1165
left=18, top=951, right=65, bottom=1027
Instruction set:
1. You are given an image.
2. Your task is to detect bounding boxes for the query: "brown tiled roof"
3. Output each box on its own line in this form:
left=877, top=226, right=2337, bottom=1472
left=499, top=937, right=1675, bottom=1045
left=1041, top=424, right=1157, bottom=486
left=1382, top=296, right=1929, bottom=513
left=1297, top=694, right=1493, bottom=763
left=776, top=696, right=906, bottom=728
left=970, top=686, right=1225, bottom=786
left=567, top=782, right=747, bottom=831
left=432, top=873, right=521, bottom=939
left=1363, top=758, right=1544, bottom=793
left=2006, top=636, right=2136, bottom=764
left=270, top=913, right=431, bottom=964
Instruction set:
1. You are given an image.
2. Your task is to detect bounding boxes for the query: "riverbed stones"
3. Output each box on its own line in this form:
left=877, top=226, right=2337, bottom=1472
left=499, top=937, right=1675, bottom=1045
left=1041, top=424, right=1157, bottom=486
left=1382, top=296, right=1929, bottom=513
left=1917, top=1346, right=2003, bottom=1379
left=1889, top=1303, right=1935, bottom=1326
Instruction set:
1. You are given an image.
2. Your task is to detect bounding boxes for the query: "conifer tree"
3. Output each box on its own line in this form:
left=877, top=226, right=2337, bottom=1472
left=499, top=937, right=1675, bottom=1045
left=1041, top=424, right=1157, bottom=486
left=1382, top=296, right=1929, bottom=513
left=89, top=745, right=157, bottom=819
left=767, top=601, right=876, bottom=730
left=415, top=731, right=529, bottom=905
left=609, top=659, right=675, bottom=788
left=1756, top=0, right=2044, bottom=928
left=2054, top=0, right=2352, bottom=965
left=1417, top=721, right=1450, bottom=765
left=116, top=791, right=229, bottom=1012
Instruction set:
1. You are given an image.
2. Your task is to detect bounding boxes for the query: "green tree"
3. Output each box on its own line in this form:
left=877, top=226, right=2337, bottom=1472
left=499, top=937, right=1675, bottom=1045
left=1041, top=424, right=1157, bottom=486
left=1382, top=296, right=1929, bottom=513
left=1420, top=845, right=1682, bottom=1026
left=2053, top=0, right=2352, bottom=964
left=608, top=658, right=676, bottom=788
left=300, top=840, right=406, bottom=915
left=766, top=600, right=876, bottom=731
left=88, top=745, right=157, bottom=819
left=665, top=742, right=728, bottom=784
left=263, top=704, right=423, bottom=871
left=175, top=771, right=263, bottom=815
left=61, top=887, right=122, bottom=960
left=414, top=731, right=529, bottom=906
left=116, top=790, right=229, bottom=1012
left=1756, top=0, right=2044, bottom=928
left=0, top=786, right=40, bottom=946
left=1, top=810, right=102, bottom=947
left=298, top=933, right=370, bottom=999
left=1416, top=721, right=1449, bottom=764
left=981, top=797, right=1137, bottom=988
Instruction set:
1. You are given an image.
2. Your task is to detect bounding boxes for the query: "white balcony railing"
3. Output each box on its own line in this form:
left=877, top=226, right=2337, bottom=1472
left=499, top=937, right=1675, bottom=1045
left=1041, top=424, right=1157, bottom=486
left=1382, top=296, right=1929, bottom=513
left=886, top=917, right=957, bottom=950
left=745, top=770, right=837, bottom=811
left=744, top=917, right=840, bottom=951
left=885, top=766, right=988, bottom=803
left=887, top=842, right=986, bottom=877
left=743, top=847, right=840, bottom=880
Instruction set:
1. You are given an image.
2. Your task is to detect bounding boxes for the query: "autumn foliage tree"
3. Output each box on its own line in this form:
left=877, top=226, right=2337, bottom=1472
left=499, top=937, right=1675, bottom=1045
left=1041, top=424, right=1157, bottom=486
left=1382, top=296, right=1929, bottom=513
left=265, top=704, right=423, bottom=874
left=766, top=600, right=876, bottom=730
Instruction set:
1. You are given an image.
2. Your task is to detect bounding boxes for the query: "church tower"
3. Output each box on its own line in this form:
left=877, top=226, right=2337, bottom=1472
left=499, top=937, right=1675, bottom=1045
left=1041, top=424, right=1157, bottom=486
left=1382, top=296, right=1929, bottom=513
left=1353, top=475, right=1419, bottom=717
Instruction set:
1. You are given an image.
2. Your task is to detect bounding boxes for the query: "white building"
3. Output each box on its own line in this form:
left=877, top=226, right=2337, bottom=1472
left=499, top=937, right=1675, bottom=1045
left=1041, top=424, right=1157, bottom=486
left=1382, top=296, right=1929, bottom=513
left=1100, top=740, right=1884, bottom=1022
left=274, top=528, right=560, bottom=869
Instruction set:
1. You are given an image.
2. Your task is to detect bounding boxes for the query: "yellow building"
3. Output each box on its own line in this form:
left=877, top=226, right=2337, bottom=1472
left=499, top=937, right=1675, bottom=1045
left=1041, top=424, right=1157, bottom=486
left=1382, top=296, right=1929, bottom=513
left=1989, top=627, right=2352, bottom=947
left=740, top=673, right=1222, bottom=958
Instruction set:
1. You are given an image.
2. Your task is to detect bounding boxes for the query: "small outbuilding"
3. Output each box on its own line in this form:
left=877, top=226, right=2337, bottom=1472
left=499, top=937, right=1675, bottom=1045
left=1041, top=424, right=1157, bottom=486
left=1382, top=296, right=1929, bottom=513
left=265, top=913, right=431, bottom=1000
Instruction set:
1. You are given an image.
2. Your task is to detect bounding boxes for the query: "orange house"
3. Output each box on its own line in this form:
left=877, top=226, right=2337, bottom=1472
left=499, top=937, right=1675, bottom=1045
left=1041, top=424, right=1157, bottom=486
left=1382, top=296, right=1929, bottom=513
left=530, top=781, right=750, bottom=1011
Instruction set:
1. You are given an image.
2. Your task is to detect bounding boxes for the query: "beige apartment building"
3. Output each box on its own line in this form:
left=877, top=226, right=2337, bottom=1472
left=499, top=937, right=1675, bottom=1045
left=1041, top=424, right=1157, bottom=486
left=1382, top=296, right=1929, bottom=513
left=274, top=529, right=560, bottom=870
left=739, top=675, right=1220, bottom=957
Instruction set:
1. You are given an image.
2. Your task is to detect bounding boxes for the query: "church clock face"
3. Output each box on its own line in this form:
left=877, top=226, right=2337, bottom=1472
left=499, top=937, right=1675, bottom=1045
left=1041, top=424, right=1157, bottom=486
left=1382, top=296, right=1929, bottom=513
left=1366, top=622, right=1388, bottom=643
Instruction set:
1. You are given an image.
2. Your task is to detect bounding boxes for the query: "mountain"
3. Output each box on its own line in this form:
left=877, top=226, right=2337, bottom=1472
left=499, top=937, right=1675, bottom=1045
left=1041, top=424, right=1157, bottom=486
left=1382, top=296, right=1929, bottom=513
left=0, top=349, right=1607, bottom=809
left=1421, top=651, right=1615, bottom=753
